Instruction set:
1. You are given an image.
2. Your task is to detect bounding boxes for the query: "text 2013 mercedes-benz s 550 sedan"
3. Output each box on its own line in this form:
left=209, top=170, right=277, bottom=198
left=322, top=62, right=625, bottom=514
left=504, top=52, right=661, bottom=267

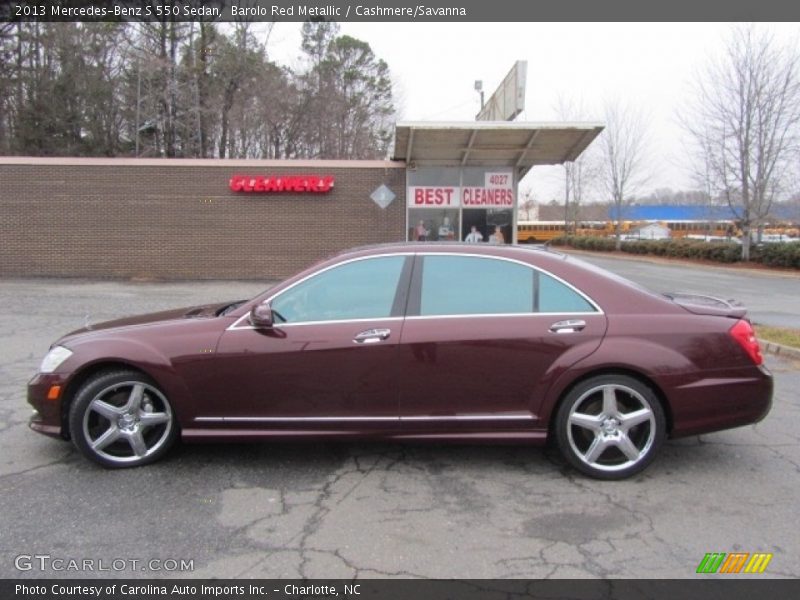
left=28, top=243, right=772, bottom=479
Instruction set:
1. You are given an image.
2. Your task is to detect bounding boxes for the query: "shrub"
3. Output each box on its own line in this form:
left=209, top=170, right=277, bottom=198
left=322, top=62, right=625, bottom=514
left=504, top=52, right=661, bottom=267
left=554, top=236, right=754, bottom=264
left=549, top=233, right=800, bottom=269
left=752, top=242, right=800, bottom=268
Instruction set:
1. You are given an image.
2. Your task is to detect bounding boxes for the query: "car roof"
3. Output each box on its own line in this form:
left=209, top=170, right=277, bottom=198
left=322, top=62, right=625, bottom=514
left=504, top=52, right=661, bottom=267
left=331, top=241, right=569, bottom=261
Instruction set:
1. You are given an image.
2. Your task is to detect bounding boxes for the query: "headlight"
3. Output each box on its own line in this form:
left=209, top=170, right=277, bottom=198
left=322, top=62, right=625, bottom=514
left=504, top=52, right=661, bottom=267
left=39, top=346, right=73, bottom=373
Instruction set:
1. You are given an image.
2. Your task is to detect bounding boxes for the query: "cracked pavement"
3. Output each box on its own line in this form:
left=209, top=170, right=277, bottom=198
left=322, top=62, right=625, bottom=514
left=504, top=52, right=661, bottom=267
left=0, top=274, right=798, bottom=579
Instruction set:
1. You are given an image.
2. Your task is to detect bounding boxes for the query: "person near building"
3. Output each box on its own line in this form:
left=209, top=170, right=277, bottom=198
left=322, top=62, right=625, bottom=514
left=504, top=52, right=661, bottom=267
left=489, top=225, right=505, bottom=244
left=415, top=220, right=429, bottom=241
left=464, top=226, right=483, bottom=243
left=438, top=216, right=455, bottom=240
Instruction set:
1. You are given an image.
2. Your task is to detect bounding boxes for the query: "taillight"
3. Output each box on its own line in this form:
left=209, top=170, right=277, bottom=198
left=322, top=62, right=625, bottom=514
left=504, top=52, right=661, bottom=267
left=729, top=319, right=763, bottom=365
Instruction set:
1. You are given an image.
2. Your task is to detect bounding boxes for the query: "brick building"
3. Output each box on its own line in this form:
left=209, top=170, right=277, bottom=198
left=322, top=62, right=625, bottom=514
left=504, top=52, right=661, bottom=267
left=0, top=122, right=601, bottom=280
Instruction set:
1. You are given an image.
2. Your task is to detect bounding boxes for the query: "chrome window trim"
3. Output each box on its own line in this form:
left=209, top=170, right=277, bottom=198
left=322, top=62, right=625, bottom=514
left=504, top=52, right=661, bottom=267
left=227, top=252, right=413, bottom=331
left=416, top=251, right=604, bottom=316
left=405, top=312, right=601, bottom=321
left=228, top=315, right=404, bottom=331
left=226, top=249, right=603, bottom=331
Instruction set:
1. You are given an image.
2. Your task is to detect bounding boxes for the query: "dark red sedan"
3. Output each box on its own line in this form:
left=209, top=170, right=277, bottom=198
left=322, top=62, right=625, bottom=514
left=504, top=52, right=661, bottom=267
left=28, top=243, right=772, bottom=479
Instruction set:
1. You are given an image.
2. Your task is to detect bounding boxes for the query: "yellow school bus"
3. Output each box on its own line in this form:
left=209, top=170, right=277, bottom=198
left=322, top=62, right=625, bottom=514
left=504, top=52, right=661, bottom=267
left=516, top=221, right=566, bottom=243
left=517, top=220, right=620, bottom=243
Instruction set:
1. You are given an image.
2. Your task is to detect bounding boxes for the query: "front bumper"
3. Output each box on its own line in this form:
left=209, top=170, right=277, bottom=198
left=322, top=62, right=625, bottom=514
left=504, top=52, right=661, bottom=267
left=28, top=372, right=68, bottom=438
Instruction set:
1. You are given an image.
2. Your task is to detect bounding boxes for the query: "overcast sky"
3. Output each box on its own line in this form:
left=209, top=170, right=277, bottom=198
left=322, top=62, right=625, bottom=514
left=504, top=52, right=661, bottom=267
left=265, top=22, right=799, bottom=203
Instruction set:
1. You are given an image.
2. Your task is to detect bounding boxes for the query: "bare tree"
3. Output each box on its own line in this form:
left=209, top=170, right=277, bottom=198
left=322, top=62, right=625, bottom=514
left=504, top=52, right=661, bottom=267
left=554, top=96, right=601, bottom=233
left=295, top=28, right=394, bottom=159
left=0, top=22, right=395, bottom=161
left=518, top=188, right=537, bottom=221
left=684, top=26, right=800, bottom=259
left=565, top=143, right=601, bottom=232
left=600, top=100, right=650, bottom=250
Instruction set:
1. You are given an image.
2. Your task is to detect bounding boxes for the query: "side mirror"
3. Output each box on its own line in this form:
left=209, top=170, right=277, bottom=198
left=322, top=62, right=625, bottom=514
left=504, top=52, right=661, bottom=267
left=249, top=303, right=274, bottom=328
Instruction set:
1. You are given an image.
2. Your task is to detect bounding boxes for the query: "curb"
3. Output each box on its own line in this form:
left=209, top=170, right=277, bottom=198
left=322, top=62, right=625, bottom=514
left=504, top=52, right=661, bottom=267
left=759, top=339, right=800, bottom=360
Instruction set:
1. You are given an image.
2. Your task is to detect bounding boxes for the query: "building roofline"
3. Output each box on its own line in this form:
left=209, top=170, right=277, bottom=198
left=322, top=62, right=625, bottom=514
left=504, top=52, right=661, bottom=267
left=393, top=121, right=604, bottom=176
left=395, top=120, right=605, bottom=130
left=0, top=156, right=406, bottom=169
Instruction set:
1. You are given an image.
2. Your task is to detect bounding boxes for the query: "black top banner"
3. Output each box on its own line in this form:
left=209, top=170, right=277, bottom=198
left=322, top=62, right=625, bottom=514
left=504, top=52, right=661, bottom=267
left=1, top=0, right=800, bottom=22
left=4, top=579, right=800, bottom=600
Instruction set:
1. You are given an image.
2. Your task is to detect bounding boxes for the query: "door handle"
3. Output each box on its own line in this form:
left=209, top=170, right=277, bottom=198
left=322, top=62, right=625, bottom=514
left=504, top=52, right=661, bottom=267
left=549, top=319, right=586, bottom=334
left=353, top=328, right=392, bottom=344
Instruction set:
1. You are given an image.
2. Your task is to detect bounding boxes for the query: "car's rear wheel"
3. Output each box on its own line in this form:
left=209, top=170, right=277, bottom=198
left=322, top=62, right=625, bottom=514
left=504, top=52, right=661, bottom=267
left=69, top=370, right=177, bottom=468
left=555, top=374, right=665, bottom=480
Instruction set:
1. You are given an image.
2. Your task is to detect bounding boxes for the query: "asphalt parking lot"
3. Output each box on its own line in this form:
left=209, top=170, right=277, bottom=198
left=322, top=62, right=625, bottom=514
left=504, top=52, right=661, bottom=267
left=1, top=261, right=799, bottom=579
left=569, top=251, right=800, bottom=329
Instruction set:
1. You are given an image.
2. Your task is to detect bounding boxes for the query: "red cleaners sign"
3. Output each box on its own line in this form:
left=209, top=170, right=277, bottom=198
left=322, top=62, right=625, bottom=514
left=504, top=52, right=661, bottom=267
left=229, top=175, right=335, bottom=193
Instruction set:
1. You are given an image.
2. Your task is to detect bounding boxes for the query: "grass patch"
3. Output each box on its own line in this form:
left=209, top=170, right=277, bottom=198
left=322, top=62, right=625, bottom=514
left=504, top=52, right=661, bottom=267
left=754, top=325, right=800, bottom=349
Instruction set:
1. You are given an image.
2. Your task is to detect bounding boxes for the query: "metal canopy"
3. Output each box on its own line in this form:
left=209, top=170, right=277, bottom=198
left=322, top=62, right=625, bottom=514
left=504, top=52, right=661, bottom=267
left=393, top=121, right=604, bottom=176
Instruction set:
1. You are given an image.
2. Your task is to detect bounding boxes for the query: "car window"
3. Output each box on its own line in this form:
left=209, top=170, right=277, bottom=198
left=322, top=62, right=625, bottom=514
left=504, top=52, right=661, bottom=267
left=538, top=272, right=595, bottom=313
left=420, top=256, right=534, bottom=316
left=271, top=256, right=406, bottom=323
left=418, top=255, right=597, bottom=316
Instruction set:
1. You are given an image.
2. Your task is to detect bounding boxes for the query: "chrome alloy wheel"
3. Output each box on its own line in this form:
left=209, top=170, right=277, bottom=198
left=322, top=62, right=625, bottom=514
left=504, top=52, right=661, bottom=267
left=566, top=384, right=657, bottom=473
left=82, top=381, right=173, bottom=464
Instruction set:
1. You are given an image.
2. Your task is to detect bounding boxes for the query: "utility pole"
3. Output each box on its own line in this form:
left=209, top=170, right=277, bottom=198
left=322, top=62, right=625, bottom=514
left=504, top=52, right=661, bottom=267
left=564, top=165, right=571, bottom=235
left=135, top=57, right=141, bottom=157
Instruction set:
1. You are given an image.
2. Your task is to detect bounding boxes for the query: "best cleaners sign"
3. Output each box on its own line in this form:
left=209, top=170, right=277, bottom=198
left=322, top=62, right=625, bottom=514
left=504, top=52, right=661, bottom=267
left=408, top=172, right=513, bottom=208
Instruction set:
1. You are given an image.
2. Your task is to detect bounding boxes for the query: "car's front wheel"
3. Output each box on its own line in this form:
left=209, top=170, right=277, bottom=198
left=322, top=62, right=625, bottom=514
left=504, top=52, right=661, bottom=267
left=69, top=370, right=177, bottom=468
left=555, top=374, right=666, bottom=480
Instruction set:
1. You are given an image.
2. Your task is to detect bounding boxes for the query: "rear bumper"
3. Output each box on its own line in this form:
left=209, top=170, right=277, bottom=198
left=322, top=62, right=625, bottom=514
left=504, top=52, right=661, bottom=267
left=27, top=372, right=68, bottom=439
left=667, top=364, right=773, bottom=438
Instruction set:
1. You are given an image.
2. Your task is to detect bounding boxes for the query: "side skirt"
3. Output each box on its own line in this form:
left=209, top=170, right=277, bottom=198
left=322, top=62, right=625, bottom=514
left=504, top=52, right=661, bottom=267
left=180, top=428, right=548, bottom=445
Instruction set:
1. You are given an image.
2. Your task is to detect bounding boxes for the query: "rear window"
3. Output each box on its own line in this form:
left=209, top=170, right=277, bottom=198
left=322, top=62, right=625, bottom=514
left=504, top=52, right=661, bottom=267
left=418, top=255, right=597, bottom=316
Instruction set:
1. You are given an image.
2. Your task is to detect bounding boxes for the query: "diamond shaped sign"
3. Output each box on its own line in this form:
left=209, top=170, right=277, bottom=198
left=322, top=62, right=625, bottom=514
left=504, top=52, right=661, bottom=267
left=370, top=184, right=396, bottom=209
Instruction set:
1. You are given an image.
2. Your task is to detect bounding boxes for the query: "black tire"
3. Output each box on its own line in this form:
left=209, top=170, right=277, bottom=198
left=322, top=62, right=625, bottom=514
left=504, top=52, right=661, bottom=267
left=554, top=374, right=666, bottom=480
left=68, top=370, right=177, bottom=468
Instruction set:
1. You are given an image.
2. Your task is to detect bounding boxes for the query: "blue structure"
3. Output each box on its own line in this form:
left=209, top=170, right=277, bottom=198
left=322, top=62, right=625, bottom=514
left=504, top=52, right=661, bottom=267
left=608, top=204, right=798, bottom=222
